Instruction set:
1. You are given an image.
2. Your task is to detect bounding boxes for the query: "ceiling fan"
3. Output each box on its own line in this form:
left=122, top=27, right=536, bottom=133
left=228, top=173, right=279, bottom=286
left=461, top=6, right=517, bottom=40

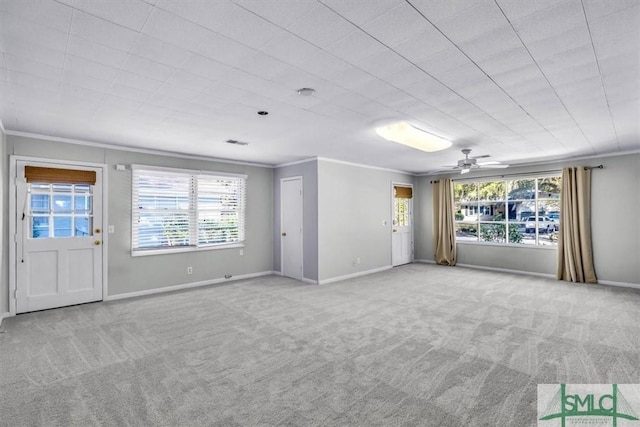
left=450, top=149, right=509, bottom=174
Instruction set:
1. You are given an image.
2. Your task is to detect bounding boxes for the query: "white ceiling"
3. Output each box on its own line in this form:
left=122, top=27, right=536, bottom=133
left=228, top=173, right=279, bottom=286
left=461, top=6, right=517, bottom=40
left=0, top=0, right=638, bottom=173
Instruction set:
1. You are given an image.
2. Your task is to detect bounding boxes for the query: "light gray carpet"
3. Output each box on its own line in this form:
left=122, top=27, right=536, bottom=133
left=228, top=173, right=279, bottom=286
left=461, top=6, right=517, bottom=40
left=1, top=263, right=639, bottom=426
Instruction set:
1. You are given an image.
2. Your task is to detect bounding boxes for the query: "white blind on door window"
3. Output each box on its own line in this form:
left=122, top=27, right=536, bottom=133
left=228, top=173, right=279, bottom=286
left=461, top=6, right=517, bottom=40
left=132, top=166, right=246, bottom=253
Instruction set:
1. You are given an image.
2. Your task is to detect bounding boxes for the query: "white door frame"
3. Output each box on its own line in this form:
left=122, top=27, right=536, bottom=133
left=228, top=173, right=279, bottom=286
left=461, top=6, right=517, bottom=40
left=8, top=155, right=109, bottom=316
left=391, top=181, right=414, bottom=266
left=280, top=176, right=303, bottom=280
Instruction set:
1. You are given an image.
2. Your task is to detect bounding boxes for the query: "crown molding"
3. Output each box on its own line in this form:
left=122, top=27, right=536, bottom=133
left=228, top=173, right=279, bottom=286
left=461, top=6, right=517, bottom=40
left=414, top=148, right=640, bottom=177
left=274, top=157, right=318, bottom=168
left=5, top=130, right=274, bottom=168
left=315, top=157, right=413, bottom=175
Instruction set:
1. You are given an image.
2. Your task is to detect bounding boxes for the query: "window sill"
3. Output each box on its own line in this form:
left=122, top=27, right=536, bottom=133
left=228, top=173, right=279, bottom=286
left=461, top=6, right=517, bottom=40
left=131, top=243, right=244, bottom=257
left=456, top=241, right=558, bottom=250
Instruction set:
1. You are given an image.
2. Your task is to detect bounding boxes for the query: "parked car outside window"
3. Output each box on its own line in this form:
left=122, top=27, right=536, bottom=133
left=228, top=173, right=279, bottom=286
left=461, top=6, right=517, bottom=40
left=524, top=216, right=558, bottom=233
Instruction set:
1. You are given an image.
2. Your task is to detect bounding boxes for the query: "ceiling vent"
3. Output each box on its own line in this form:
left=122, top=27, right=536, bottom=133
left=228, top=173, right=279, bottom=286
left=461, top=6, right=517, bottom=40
left=225, top=139, right=249, bottom=146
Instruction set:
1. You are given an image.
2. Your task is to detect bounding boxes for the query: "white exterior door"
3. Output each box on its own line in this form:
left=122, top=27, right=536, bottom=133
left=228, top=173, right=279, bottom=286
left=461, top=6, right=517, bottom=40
left=15, top=161, right=104, bottom=313
left=281, top=177, right=303, bottom=280
left=392, top=185, right=413, bottom=266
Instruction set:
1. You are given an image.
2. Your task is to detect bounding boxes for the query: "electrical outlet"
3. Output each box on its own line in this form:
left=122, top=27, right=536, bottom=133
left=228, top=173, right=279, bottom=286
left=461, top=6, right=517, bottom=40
left=356, top=257, right=361, bottom=264
left=239, top=249, right=244, bottom=256
left=187, top=266, right=193, bottom=275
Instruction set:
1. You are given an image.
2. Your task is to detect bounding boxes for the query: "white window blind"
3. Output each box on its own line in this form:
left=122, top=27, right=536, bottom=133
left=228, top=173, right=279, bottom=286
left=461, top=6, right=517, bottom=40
left=132, top=166, right=246, bottom=254
left=197, top=174, right=245, bottom=246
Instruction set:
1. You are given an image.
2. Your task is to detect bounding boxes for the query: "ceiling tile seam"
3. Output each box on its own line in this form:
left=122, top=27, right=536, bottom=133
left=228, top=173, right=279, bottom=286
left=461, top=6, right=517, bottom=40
left=53, top=0, right=146, bottom=33
left=58, top=6, right=75, bottom=109
left=318, top=3, right=539, bottom=151
left=1, top=61, right=17, bottom=126
left=492, top=0, right=598, bottom=155
left=313, top=1, right=541, bottom=151
left=81, top=2, right=175, bottom=121
left=579, top=0, right=620, bottom=151
left=193, top=0, right=500, bottom=145
left=3, top=17, right=185, bottom=89
left=220, top=1, right=470, bottom=135
left=147, top=1, right=349, bottom=115
left=282, top=3, right=520, bottom=149
left=583, top=1, right=639, bottom=22
left=405, top=0, right=569, bottom=154
left=136, top=48, right=225, bottom=120
left=12, top=6, right=189, bottom=115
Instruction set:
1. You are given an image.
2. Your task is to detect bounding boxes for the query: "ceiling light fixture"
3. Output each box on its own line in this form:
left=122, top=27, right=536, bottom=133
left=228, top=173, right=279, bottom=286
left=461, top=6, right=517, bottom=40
left=297, top=87, right=315, bottom=96
left=257, top=111, right=269, bottom=115
left=375, top=122, right=452, bottom=153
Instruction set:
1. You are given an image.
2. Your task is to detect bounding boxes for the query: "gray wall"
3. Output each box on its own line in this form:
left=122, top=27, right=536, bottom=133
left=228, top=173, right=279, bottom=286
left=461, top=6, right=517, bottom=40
left=415, top=153, right=640, bottom=284
left=317, top=160, right=413, bottom=282
left=0, top=126, right=6, bottom=316
left=4, top=135, right=273, bottom=301
left=272, top=160, right=318, bottom=281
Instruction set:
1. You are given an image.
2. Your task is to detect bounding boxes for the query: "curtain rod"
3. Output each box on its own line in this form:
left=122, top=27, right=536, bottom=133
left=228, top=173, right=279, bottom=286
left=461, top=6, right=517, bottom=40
left=430, top=165, right=603, bottom=183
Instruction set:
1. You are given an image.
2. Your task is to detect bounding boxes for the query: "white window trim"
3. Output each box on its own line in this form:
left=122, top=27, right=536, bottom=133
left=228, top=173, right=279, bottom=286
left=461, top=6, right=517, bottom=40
left=131, top=165, right=246, bottom=256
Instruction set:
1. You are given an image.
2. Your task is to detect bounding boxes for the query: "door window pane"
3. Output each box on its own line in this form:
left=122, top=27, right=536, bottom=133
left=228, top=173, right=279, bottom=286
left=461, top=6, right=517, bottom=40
left=28, top=183, right=94, bottom=239
left=32, top=216, right=49, bottom=238
left=53, top=217, right=73, bottom=237
left=74, top=216, right=92, bottom=236
left=31, top=195, right=50, bottom=213
left=74, top=195, right=91, bottom=212
left=53, top=195, right=72, bottom=212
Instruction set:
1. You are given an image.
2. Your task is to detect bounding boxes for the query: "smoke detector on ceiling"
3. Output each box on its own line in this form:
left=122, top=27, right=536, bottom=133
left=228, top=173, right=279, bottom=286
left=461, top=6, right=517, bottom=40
left=297, top=87, right=315, bottom=96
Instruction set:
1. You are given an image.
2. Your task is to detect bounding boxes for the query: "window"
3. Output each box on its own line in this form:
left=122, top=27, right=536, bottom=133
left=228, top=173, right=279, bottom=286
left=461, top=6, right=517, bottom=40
left=393, top=185, right=412, bottom=227
left=28, top=183, right=94, bottom=238
left=454, top=175, right=561, bottom=246
left=132, top=166, right=246, bottom=255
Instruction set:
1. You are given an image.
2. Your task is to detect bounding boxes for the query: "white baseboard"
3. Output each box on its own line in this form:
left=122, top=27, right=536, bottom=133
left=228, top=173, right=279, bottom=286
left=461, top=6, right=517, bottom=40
left=318, top=266, right=392, bottom=285
left=272, top=270, right=317, bottom=284
left=450, top=263, right=640, bottom=291
left=104, top=271, right=276, bottom=301
left=415, top=259, right=436, bottom=264
left=456, top=263, right=556, bottom=279
left=598, top=280, right=640, bottom=291
left=0, top=312, right=12, bottom=328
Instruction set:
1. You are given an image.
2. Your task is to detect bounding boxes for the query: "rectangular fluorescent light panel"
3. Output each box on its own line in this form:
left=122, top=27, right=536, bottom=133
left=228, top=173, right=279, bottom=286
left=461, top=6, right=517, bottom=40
left=376, top=122, right=451, bottom=152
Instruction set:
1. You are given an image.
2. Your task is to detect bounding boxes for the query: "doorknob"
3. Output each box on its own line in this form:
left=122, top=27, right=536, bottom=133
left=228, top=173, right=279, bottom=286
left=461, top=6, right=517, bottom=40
left=95, top=228, right=101, bottom=234
left=281, top=232, right=287, bottom=236
left=392, top=229, right=397, bottom=232
left=94, top=240, right=101, bottom=245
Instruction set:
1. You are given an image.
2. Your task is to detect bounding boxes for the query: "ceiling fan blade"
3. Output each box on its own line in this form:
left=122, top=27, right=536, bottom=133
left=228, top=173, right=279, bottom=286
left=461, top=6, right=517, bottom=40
left=480, top=164, right=509, bottom=169
left=470, top=154, right=490, bottom=159
left=477, top=161, right=500, bottom=165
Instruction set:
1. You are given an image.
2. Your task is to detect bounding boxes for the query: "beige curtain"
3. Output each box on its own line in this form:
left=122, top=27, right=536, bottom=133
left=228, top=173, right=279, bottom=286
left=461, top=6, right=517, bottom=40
left=557, top=167, right=597, bottom=283
left=432, top=179, right=456, bottom=266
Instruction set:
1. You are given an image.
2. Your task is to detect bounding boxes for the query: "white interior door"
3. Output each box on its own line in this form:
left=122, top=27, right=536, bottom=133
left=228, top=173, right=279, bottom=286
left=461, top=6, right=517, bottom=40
left=15, top=161, right=104, bottom=313
left=281, top=177, right=303, bottom=280
left=392, top=185, right=413, bottom=266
